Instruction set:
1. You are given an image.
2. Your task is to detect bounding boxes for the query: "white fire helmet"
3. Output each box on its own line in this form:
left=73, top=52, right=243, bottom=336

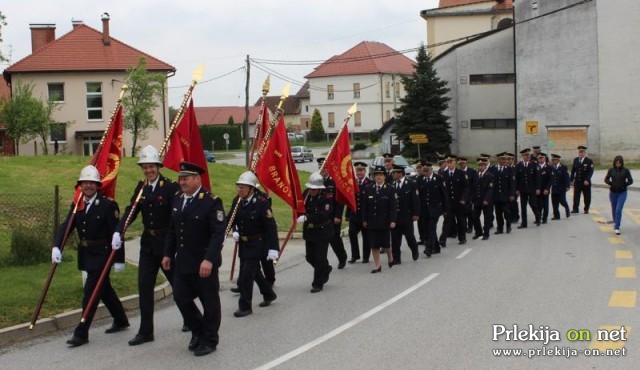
left=77, top=165, right=102, bottom=186
left=137, top=145, right=162, bottom=166
left=236, top=171, right=258, bottom=188
left=305, top=171, right=325, bottom=189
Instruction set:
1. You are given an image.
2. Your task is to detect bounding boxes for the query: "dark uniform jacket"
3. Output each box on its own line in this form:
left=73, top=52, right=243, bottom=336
left=417, top=173, right=448, bottom=213
left=515, top=161, right=540, bottom=194
left=116, top=174, right=178, bottom=256
left=551, top=164, right=571, bottom=194
left=227, top=192, right=278, bottom=260
left=302, top=189, right=334, bottom=242
left=393, top=177, right=420, bottom=225
left=345, top=177, right=370, bottom=223
left=571, top=157, right=594, bottom=185
left=472, top=171, right=494, bottom=205
left=538, top=163, right=553, bottom=193
left=361, top=182, right=398, bottom=230
left=55, top=194, right=122, bottom=272
left=460, top=167, right=478, bottom=203
left=493, top=166, right=516, bottom=202
left=443, top=168, right=470, bottom=204
left=323, top=176, right=345, bottom=221
left=165, top=188, right=226, bottom=274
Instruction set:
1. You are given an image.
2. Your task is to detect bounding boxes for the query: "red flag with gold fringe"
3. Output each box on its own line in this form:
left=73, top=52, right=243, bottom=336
left=324, top=124, right=358, bottom=212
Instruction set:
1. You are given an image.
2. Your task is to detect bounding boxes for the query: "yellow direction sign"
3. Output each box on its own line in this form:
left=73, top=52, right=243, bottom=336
left=412, top=138, right=428, bottom=144
left=409, top=133, right=427, bottom=140
left=526, top=121, right=538, bottom=134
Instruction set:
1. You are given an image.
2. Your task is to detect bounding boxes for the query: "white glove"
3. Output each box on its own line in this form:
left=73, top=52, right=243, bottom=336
left=232, top=231, right=240, bottom=242
left=51, top=247, right=62, bottom=264
left=114, top=262, right=125, bottom=272
left=267, top=249, right=279, bottom=261
left=111, top=232, right=122, bottom=250
left=296, top=215, right=307, bottom=224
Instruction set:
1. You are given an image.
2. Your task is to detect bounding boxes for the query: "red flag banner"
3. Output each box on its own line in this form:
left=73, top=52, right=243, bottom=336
left=250, top=102, right=269, bottom=166
left=255, top=116, right=305, bottom=218
left=325, top=124, right=358, bottom=212
left=163, top=99, right=211, bottom=191
left=93, top=105, right=124, bottom=199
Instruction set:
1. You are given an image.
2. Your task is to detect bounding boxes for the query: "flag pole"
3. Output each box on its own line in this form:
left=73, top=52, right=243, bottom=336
left=249, top=76, right=270, bottom=165
left=29, top=86, right=128, bottom=330
left=319, top=103, right=357, bottom=172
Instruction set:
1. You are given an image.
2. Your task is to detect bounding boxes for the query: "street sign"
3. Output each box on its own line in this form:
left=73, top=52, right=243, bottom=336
left=412, top=138, right=428, bottom=144
left=526, top=121, right=538, bottom=134
left=223, top=133, right=230, bottom=140
left=409, top=133, right=427, bottom=140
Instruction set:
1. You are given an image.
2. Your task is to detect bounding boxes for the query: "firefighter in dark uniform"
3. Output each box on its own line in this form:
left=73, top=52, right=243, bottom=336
left=51, top=165, right=129, bottom=348
left=441, top=155, right=469, bottom=246
left=227, top=171, right=278, bottom=317
left=317, top=157, right=348, bottom=269
left=345, top=161, right=371, bottom=263
left=413, top=159, right=428, bottom=245
left=531, top=146, right=541, bottom=164
left=362, top=165, right=397, bottom=272
left=297, top=172, right=334, bottom=293
left=382, top=153, right=395, bottom=184
left=515, top=148, right=541, bottom=228
left=417, top=162, right=447, bottom=257
left=162, top=162, right=225, bottom=357
left=571, top=145, right=594, bottom=214
left=550, top=154, right=571, bottom=220
left=471, top=158, right=494, bottom=240
left=390, top=164, right=420, bottom=264
left=536, top=153, right=552, bottom=224
left=458, top=157, right=477, bottom=234
left=507, top=153, right=520, bottom=223
left=113, top=145, right=190, bottom=346
left=493, top=153, right=515, bottom=234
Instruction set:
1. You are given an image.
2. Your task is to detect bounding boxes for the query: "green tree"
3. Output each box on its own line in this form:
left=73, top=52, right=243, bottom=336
left=394, top=44, right=451, bottom=157
left=309, top=108, right=325, bottom=141
left=227, top=115, right=235, bottom=125
left=122, top=57, right=166, bottom=156
left=0, top=12, right=7, bottom=63
left=168, top=106, right=178, bottom=123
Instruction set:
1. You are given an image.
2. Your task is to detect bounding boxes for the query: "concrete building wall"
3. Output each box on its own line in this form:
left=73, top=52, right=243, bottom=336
left=11, top=72, right=168, bottom=157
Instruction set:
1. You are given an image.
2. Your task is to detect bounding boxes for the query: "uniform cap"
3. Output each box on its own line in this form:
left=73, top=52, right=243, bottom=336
left=532, top=146, right=541, bottom=150
left=480, top=153, right=491, bottom=159
left=77, top=165, right=102, bottom=186
left=382, top=153, right=394, bottom=159
left=551, top=154, right=561, bottom=159
left=353, top=161, right=368, bottom=169
left=236, top=171, right=258, bottom=187
left=178, top=162, right=205, bottom=176
left=520, top=148, right=531, bottom=155
left=446, top=154, right=458, bottom=161
left=577, top=145, right=587, bottom=151
left=391, top=164, right=405, bottom=172
left=372, top=165, right=387, bottom=175
left=458, top=157, right=468, bottom=162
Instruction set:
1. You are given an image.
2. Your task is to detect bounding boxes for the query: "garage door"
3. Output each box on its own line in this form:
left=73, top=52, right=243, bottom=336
left=547, top=127, right=587, bottom=159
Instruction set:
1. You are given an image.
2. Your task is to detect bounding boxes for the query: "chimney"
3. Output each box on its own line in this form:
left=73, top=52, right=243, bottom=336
left=72, top=19, right=84, bottom=29
left=101, top=12, right=111, bottom=46
left=29, top=24, right=56, bottom=53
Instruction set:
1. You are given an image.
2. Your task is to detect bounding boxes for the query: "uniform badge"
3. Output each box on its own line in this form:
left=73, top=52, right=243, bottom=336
left=253, top=198, right=256, bottom=204
left=199, top=193, right=204, bottom=199
left=95, top=199, right=100, bottom=206
left=325, top=204, right=330, bottom=210
left=159, top=180, right=164, bottom=187
left=217, top=210, right=224, bottom=221
left=114, top=209, right=119, bottom=218
left=489, top=183, right=493, bottom=188
left=266, top=209, right=273, bottom=218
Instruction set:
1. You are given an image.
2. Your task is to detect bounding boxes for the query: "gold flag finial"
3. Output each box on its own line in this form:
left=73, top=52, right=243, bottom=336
left=118, top=84, right=129, bottom=100
left=192, top=64, right=205, bottom=84
left=277, top=83, right=291, bottom=110
left=262, top=75, right=271, bottom=95
left=347, top=103, right=357, bottom=116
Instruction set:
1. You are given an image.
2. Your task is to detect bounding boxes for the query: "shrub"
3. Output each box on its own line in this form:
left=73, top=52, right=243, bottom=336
left=352, top=143, right=367, bottom=151
left=9, top=225, right=51, bottom=266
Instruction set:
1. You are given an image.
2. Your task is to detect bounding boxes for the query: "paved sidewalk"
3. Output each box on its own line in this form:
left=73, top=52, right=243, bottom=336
left=592, top=169, right=640, bottom=191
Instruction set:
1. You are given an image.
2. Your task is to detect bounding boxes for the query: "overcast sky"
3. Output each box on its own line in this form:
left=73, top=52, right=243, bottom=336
left=1, top=1, right=439, bottom=108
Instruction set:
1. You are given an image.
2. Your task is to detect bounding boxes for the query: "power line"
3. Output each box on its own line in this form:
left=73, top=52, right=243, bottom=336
left=167, top=66, right=245, bottom=89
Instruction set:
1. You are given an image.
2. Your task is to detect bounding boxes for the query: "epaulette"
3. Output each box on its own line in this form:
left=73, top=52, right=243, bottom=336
left=209, top=193, right=219, bottom=200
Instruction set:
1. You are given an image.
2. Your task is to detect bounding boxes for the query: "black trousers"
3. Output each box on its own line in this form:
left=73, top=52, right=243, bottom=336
left=238, top=258, right=276, bottom=311
left=538, top=192, right=550, bottom=221
left=137, top=249, right=176, bottom=336
left=261, top=258, right=276, bottom=286
left=473, top=203, right=494, bottom=237
left=443, top=202, right=466, bottom=242
left=348, top=218, right=370, bottom=261
left=552, top=192, right=570, bottom=218
left=573, top=184, right=591, bottom=212
left=391, top=222, right=419, bottom=262
left=510, top=197, right=520, bottom=222
left=421, top=208, right=441, bottom=254
left=417, top=211, right=426, bottom=243
left=74, top=269, right=128, bottom=339
left=173, top=271, right=220, bottom=348
left=305, top=240, right=331, bottom=288
left=465, top=202, right=474, bottom=232
left=494, top=200, right=512, bottom=232
left=519, top=192, right=540, bottom=225
left=329, top=222, right=347, bottom=263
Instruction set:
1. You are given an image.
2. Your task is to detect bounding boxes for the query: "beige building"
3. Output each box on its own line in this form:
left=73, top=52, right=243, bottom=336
left=2, top=14, right=175, bottom=156
left=421, top=0, right=513, bottom=57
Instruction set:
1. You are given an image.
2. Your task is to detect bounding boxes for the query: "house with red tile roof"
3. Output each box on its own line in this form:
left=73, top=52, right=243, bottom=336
left=304, top=41, right=415, bottom=140
left=194, top=105, right=270, bottom=144
left=253, top=82, right=309, bottom=133
left=2, top=14, right=175, bottom=156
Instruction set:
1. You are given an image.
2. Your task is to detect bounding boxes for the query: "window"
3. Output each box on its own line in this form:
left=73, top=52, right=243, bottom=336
left=395, top=82, right=401, bottom=97
left=305, top=105, right=309, bottom=112
left=86, top=82, right=103, bottom=120
left=82, top=135, right=102, bottom=156
left=354, top=111, right=362, bottom=127
left=469, top=74, right=515, bottom=85
left=386, top=110, right=391, bottom=121
left=328, top=112, right=335, bottom=128
left=353, top=83, right=360, bottom=99
left=385, top=82, right=390, bottom=98
left=50, top=123, right=66, bottom=142
left=327, top=85, right=334, bottom=100
left=470, top=119, right=516, bottom=129
left=48, top=83, right=64, bottom=102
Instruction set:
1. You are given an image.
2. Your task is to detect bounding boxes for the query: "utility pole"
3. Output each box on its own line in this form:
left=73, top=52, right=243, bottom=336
left=244, top=54, right=251, bottom=167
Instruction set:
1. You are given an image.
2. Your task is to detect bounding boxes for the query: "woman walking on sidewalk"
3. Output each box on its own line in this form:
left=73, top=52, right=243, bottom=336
left=604, top=155, right=633, bottom=235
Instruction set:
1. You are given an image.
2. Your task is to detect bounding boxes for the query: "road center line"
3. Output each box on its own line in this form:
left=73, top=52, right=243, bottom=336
left=254, top=273, right=440, bottom=370
left=456, top=248, right=472, bottom=259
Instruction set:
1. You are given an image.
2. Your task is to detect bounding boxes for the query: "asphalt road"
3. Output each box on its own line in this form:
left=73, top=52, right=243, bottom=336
left=220, top=147, right=329, bottom=174
left=1, top=186, right=638, bottom=369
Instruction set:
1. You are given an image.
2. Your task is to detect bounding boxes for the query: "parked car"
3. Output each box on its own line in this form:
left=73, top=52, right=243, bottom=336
left=291, top=146, right=314, bottom=163
left=370, top=155, right=416, bottom=178
left=287, top=132, right=304, bottom=141
left=203, top=150, right=216, bottom=163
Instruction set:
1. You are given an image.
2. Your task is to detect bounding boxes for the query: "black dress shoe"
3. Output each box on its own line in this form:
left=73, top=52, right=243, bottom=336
left=188, top=336, right=200, bottom=351
left=506, top=227, right=512, bottom=234
left=440, top=243, right=446, bottom=248
left=310, top=286, right=323, bottom=293
left=66, top=336, right=88, bottom=347
left=566, top=210, right=571, bottom=218
left=584, top=210, right=589, bottom=214
left=105, top=322, right=130, bottom=334
left=517, top=224, right=527, bottom=229
left=482, top=236, right=489, bottom=240
left=230, top=286, right=241, bottom=293
left=571, top=210, right=579, bottom=214
left=337, top=260, right=346, bottom=269
left=362, top=259, right=369, bottom=263
left=494, top=230, right=503, bottom=235
left=542, top=220, right=547, bottom=224
left=259, top=294, right=277, bottom=307
left=233, top=309, right=253, bottom=318
left=458, top=240, right=466, bottom=245
left=535, top=221, right=541, bottom=226
left=194, top=343, right=216, bottom=356
left=348, top=258, right=359, bottom=264
left=128, top=334, right=154, bottom=346
left=370, top=266, right=382, bottom=274
left=472, top=234, right=482, bottom=240
left=551, top=217, right=559, bottom=220
left=181, top=323, right=190, bottom=332
left=412, top=250, right=419, bottom=261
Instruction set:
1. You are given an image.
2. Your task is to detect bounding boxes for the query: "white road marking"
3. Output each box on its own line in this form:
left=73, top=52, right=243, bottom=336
left=254, top=273, right=440, bottom=370
left=456, top=248, right=472, bottom=259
